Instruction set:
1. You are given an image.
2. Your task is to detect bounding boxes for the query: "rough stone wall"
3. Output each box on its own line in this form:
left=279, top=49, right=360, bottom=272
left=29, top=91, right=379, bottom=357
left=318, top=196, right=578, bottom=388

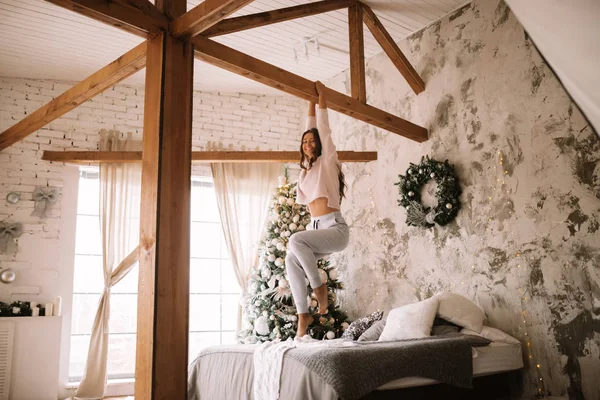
left=327, top=1, right=600, bottom=398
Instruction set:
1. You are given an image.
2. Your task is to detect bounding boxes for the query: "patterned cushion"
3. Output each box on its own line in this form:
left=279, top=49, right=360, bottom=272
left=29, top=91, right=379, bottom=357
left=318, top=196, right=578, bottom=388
left=341, top=311, right=384, bottom=340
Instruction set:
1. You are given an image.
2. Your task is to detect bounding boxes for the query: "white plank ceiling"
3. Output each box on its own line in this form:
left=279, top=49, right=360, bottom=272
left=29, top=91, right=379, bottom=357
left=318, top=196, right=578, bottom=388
left=0, top=0, right=468, bottom=94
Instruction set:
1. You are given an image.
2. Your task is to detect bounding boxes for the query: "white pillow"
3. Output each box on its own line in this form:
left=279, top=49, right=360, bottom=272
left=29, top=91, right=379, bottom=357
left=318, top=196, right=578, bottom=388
left=461, top=326, right=521, bottom=345
left=379, top=296, right=439, bottom=341
left=436, top=292, right=486, bottom=332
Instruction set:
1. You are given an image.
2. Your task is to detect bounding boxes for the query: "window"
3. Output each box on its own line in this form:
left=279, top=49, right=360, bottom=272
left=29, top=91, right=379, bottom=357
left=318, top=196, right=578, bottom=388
left=189, top=179, right=241, bottom=357
left=69, top=171, right=240, bottom=382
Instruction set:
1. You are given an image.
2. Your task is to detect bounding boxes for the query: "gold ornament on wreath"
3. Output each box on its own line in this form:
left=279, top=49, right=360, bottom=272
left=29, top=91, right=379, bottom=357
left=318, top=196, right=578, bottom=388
left=395, top=156, right=461, bottom=228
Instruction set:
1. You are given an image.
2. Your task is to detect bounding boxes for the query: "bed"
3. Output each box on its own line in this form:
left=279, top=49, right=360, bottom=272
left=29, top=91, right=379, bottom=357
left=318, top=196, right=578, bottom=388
left=187, top=337, right=523, bottom=400
left=188, top=293, right=524, bottom=400
left=378, top=341, right=523, bottom=389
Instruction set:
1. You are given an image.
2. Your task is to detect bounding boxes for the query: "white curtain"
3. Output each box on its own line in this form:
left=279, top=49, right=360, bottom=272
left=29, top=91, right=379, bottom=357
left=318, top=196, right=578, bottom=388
left=211, top=163, right=281, bottom=332
left=74, top=131, right=141, bottom=399
left=504, top=0, right=600, bottom=135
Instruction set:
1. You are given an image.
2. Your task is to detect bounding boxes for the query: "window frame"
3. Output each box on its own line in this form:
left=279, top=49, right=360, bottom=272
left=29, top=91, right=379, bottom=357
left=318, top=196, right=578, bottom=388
left=69, top=172, right=240, bottom=383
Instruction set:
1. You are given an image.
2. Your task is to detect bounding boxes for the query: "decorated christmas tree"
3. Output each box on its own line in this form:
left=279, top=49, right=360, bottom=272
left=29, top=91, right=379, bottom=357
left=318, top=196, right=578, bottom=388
left=238, top=173, right=350, bottom=343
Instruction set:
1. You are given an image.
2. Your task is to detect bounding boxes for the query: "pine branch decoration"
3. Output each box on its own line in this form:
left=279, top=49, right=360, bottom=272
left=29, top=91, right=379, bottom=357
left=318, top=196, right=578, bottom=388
left=395, top=156, right=462, bottom=228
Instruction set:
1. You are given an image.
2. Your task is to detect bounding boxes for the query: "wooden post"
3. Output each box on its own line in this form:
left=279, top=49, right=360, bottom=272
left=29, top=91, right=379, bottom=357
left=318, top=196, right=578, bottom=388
left=348, top=4, right=366, bottom=102
left=135, top=25, right=194, bottom=400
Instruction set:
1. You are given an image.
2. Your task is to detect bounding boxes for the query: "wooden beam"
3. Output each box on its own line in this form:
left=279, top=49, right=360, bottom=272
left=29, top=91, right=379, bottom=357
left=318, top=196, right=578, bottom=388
left=202, top=0, right=356, bottom=37
left=135, top=21, right=194, bottom=400
left=42, top=150, right=378, bottom=163
left=43, top=0, right=169, bottom=38
left=126, top=0, right=171, bottom=22
left=0, top=42, right=147, bottom=152
left=156, top=0, right=186, bottom=20
left=135, top=33, right=163, bottom=400
left=348, top=4, right=366, bottom=102
left=192, top=36, right=427, bottom=142
left=361, top=3, right=424, bottom=94
left=171, top=0, right=255, bottom=39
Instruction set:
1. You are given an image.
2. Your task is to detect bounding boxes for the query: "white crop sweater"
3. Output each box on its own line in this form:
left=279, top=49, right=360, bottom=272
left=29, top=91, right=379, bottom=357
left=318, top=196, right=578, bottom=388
left=296, top=108, right=341, bottom=210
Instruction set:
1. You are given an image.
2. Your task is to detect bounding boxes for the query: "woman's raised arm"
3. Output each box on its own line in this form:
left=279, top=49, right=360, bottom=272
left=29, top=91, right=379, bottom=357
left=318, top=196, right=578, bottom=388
left=305, top=100, right=316, bottom=131
left=315, top=81, right=336, bottom=156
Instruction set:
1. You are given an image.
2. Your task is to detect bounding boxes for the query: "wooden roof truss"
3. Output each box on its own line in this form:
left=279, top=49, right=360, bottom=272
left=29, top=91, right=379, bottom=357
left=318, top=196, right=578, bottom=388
left=0, top=1, right=427, bottom=398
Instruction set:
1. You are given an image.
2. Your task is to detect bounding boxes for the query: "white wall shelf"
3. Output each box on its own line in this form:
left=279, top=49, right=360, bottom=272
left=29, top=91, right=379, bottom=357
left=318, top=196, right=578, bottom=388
left=0, top=317, right=62, bottom=400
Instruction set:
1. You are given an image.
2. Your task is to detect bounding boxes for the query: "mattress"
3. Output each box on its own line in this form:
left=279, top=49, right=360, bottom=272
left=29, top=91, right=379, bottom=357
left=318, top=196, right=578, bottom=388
left=187, top=341, right=523, bottom=400
left=378, top=342, right=523, bottom=389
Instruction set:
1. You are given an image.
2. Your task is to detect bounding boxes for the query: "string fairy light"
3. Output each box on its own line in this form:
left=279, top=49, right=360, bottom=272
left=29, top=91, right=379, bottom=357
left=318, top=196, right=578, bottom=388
left=367, top=187, right=386, bottom=230
left=518, top=284, right=547, bottom=397
left=489, top=150, right=547, bottom=397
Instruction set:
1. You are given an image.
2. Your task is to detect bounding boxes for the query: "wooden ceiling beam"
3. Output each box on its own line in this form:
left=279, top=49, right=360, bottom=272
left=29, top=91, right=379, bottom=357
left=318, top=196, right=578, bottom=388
left=192, top=36, right=427, bottom=142
left=42, top=150, right=378, bottom=163
left=348, top=3, right=366, bottom=102
left=361, top=3, right=424, bottom=94
left=171, top=0, right=255, bottom=39
left=156, top=0, right=185, bottom=20
left=202, top=0, right=356, bottom=37
left=43, top=0, right=169, bottom=38
left=0, top=42, right=147, bottom=151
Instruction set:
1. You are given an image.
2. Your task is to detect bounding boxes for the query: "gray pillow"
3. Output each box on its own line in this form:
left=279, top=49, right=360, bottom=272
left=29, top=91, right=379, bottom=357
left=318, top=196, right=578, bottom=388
left=358, top=319, right=386, bottom=341
left=431, top=324, right=460, bottom=336
left=341, top=311, right=384, bottom=340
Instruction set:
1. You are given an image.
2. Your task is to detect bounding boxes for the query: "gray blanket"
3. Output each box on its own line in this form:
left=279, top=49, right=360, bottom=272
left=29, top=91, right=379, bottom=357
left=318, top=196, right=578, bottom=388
left=287, top=335, right=474, bottom=400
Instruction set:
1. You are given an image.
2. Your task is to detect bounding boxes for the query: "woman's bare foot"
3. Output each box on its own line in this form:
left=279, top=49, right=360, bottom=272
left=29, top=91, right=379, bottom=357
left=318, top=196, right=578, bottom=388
left=296, top=313, right=314, bottom=337
left=313, top=284, right=329, bottom=314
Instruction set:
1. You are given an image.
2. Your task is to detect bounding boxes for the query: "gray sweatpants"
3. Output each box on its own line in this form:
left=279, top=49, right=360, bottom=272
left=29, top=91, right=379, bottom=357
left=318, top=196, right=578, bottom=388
left=285, top=211, right=349, bottom=314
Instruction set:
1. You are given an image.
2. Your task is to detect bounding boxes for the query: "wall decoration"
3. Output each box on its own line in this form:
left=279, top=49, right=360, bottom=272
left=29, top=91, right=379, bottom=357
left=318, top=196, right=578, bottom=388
left=5, top=192, right=20, bottom=204
left=0, top=268, right=16, bottom=284
left=0, top=222, right=23, bottom=254
left=31, top=187, right=59, bottom=219
left=395, top=156, right=461, bottom=228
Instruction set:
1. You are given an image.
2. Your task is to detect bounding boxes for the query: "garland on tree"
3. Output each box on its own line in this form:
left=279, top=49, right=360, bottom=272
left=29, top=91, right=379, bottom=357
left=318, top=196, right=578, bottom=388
left=238, top=174, right=350, bottom=343
left=395, top=156, right=461, bottom=228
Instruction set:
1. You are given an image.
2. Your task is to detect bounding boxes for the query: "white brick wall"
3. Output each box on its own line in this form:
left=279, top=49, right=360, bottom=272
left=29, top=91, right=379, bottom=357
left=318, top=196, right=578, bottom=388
left=0, top=76, right=304, bottom=221
left=0, top=76, right=306, bottom=396
left=0, top=75, right=304, bottom=299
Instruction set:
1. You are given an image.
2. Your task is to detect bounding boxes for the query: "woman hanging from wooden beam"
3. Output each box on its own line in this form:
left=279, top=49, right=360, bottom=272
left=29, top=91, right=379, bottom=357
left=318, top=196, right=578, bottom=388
left=285, top=81, right=350, bottom=337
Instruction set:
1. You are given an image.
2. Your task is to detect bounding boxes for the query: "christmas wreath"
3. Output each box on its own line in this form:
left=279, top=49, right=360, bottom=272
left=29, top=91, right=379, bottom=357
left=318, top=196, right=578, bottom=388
left=395, top=156, right=461, bottom=228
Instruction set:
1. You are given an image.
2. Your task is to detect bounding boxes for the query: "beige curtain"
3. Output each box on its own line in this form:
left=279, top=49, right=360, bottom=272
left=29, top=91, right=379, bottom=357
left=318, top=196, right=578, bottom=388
left=211, top=163, right=281, bottom=332
left=74, top=131, right=141, bottom=399
left=504, top=0, right=600, bottom=135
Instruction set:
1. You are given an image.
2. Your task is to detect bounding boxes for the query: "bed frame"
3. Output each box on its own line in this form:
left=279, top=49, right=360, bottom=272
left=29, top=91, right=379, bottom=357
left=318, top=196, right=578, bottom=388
left=361, top=370, right=523, bottom=400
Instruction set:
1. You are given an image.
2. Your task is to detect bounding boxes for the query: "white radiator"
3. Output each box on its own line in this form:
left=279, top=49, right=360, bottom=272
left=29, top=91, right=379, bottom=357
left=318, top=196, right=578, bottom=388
left=0, top=322, right=14, bottom=400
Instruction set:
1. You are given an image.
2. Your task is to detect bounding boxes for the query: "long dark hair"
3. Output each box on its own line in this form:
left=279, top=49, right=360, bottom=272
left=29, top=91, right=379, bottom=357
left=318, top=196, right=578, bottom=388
left=299, top=128, right=346, bottom=201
